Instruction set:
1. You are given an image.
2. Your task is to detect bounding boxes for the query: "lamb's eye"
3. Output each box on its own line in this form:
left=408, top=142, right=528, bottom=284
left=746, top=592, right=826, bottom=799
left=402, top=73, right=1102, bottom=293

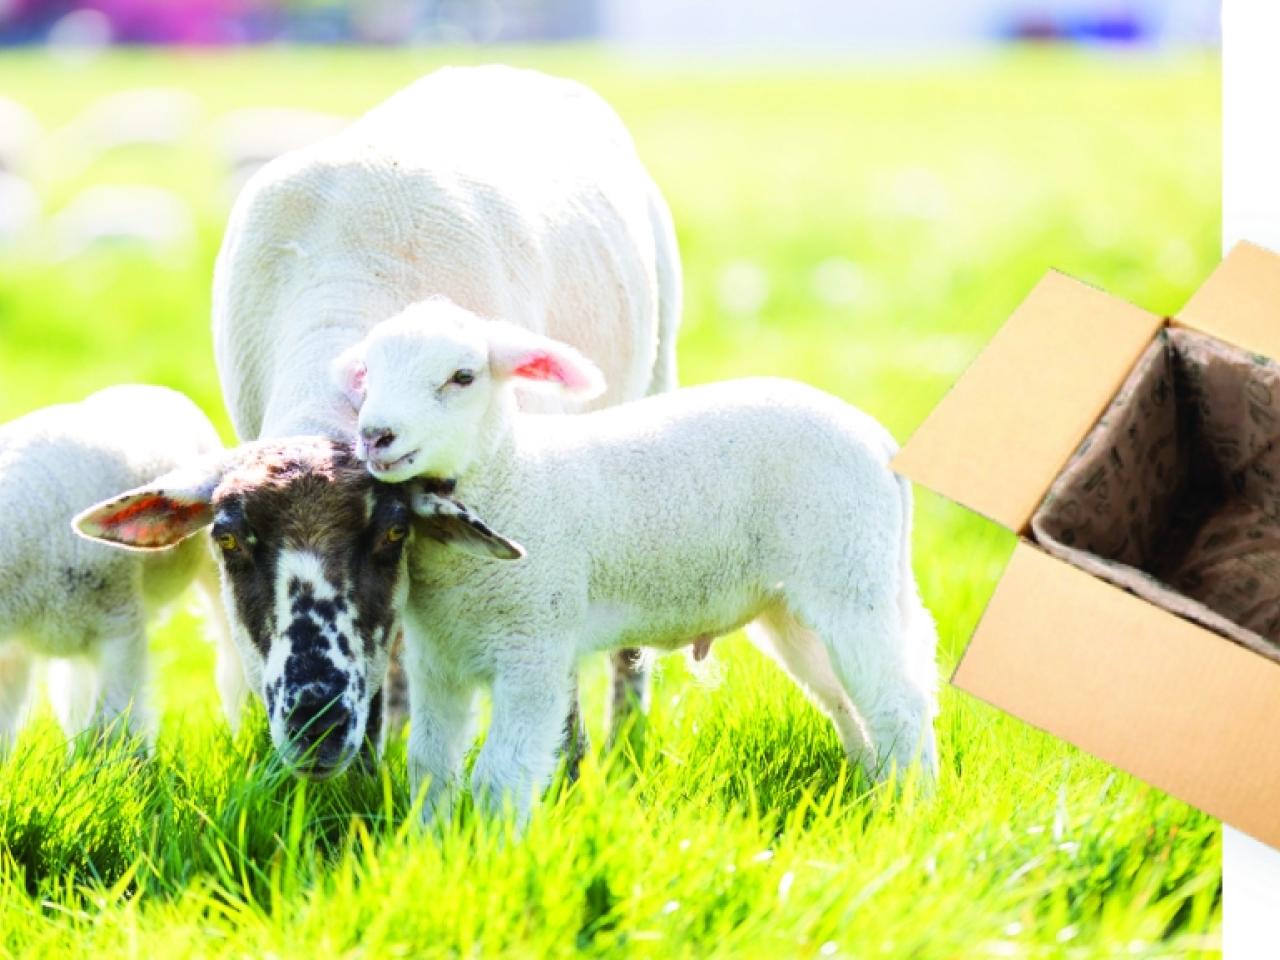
left=449, top=370, right=476, bottom=387
left=385, top=524, right=408, bottom=544
left=216, top=532, right=238, bottom=552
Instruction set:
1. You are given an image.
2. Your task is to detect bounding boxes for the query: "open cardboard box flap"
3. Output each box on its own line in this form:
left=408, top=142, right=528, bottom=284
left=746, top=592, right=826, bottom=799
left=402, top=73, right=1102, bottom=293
left=963, top=543, right=1280, bottom=836
left=894, top=241, right=1280, bottom=848
left=895, top=241, right=1280, bottom=533
left=1179, top=240, right=1280, bottom=359
left=890, top=271, right=1163, bottom=533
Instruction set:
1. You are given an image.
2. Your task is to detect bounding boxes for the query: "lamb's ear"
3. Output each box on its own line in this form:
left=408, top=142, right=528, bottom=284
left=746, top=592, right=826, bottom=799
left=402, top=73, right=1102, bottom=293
left=484, top=321, right=606, bottom=400
left=73, top=458, right=224, bottom=551
left=409, top=489, right=525, bottom=561
left=331, top=343, right=368, bottom=411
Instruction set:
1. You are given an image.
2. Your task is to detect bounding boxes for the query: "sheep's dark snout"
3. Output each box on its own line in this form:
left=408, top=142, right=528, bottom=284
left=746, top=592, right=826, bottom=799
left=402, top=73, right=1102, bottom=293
left=286, top=691, right=354, bottom=769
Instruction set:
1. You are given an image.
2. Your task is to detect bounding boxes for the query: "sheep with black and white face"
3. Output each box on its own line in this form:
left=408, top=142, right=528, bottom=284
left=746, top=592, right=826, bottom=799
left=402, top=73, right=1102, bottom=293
left=75, top=437, right=506, bottom=777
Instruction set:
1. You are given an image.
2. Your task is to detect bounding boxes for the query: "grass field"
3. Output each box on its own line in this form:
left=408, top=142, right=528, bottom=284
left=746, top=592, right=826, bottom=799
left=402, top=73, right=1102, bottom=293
left=0, top=48, right=1223, bottom=956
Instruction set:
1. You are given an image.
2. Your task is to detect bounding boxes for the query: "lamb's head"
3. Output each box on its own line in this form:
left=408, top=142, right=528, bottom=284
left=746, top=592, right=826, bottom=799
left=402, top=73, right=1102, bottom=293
left=332, top=299, right=606, bottom=485
left=73, top=437, right=521, bottom=778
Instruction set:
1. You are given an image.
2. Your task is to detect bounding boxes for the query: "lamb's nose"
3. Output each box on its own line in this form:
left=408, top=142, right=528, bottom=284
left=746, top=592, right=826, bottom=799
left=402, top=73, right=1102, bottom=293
left=360, top=425, right=397, bottom=451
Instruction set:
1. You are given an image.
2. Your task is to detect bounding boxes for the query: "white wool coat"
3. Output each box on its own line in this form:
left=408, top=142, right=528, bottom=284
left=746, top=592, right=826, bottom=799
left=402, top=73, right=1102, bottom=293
left=413, top=378, right=912, bottom=663
left=212, top=64, right=681, bottom=442
left=401, top=378, right=937, bottom=820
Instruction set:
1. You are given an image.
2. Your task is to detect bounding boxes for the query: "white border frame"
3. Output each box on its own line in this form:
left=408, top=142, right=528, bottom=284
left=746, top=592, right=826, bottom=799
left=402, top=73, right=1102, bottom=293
left=1223, top=2, right=1280, bottom=954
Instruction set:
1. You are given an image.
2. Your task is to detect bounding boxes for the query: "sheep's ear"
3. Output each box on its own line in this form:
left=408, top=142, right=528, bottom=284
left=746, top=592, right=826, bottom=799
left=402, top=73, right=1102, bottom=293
left=485, top=322, right=606, bottom=400
left=331, top=344, right=368, bottom=411
left=409, top=490, right=525, bottom=561
left=73, top=459, right=223, bottom=551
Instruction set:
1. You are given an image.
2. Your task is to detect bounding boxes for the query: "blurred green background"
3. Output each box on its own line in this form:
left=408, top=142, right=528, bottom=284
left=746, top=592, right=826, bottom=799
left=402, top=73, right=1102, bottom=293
left=0, top=48, right=1224, bottom=956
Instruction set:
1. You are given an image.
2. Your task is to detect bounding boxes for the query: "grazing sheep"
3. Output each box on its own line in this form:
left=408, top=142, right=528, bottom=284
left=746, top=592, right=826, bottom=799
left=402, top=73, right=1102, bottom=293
left=77, top=437, right=416, bottom=774
left=74, top=65, right=681, bottom=778
left=0, top=386, right=239, bottom=749
left=334, top=300, right=940, bottom=822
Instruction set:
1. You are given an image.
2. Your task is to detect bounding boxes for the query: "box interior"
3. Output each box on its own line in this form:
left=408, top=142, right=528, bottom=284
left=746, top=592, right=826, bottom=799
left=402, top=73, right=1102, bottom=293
left=1031, top=327, right=1280, bottom=662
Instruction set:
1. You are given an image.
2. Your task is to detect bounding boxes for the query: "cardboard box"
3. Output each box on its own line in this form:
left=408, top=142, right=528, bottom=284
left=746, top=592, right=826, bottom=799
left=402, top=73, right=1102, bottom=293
left=894, top=240, right=1280, bottom=849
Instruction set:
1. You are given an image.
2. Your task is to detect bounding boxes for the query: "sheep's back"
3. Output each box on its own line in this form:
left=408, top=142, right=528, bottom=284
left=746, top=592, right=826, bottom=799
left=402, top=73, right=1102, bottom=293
left=528, top=379, right=904, bottom=603
left=214, top=65, right=662, bottom=441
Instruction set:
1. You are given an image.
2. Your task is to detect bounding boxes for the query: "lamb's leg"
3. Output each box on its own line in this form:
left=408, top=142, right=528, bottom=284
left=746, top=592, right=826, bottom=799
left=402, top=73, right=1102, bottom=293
left=47, top=657, right=99, bottom=738
left=800, top=595, right=937, bottom=784
left=746, top=605, right=876, bottom=772
left=0, top=640, right=34, bottom=752
left=72, top=616, right=151, bottom=752
left=472, top=658, right=573, bottom=825
left=407, top=672, right=477, bottom=826
left=91, top=619, right=151, bottom=745
left=607, top=647, right=650, bottom=757
left=558, top=670, right=588, bottom=781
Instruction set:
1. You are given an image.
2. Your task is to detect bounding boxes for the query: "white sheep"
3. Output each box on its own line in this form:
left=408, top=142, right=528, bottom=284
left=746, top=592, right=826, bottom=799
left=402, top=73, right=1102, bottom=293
left=214, top=64, right=679, bottom=441
left=0, top=386, right=241, bottom=747
left=210, top=64, right=682, bottom=749
left=335, top=300, right=940, bottom=822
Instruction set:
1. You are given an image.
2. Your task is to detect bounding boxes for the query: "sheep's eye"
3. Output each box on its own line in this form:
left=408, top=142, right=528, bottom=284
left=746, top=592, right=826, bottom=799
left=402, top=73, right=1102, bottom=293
left=385, top=524, right=408, bottom=544
left=449, top=370, right=476, bottom=387
left=216, top=532, right=239, bottom=552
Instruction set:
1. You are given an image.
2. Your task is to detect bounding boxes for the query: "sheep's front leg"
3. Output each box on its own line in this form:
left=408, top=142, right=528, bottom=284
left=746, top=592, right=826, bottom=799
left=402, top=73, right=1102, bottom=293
left=407, top=673, right=477, bottom=825
left=472, top=657, right=573, bottom=825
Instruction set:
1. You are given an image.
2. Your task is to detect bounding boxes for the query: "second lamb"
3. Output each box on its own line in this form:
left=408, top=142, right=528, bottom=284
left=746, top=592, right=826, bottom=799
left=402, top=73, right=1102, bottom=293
left=334, top=299, right=940, bottom=822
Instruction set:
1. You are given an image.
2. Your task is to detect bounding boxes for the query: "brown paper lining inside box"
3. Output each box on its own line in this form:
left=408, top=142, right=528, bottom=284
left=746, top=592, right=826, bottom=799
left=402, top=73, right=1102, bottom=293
left=1031, top=327, right=1280, bottom=662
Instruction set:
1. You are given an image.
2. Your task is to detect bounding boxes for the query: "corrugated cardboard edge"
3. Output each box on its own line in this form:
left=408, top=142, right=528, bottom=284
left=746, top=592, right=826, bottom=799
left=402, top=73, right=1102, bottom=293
left=892, top=271, right=1164, bottom=533
left=955, top=541, right=1280, bottom=849
left=1178, top=240, right=1280, bottom=360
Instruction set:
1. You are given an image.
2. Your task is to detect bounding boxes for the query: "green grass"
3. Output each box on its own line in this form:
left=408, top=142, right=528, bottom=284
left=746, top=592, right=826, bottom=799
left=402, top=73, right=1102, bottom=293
left=0, top=47, right=1222, bottom=956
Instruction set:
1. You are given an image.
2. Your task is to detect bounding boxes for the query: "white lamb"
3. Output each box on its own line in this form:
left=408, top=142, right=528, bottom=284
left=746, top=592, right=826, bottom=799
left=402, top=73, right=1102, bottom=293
left=334, top=301, right=940, bottom=822
left=0, top=385, right=237, bottom=747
